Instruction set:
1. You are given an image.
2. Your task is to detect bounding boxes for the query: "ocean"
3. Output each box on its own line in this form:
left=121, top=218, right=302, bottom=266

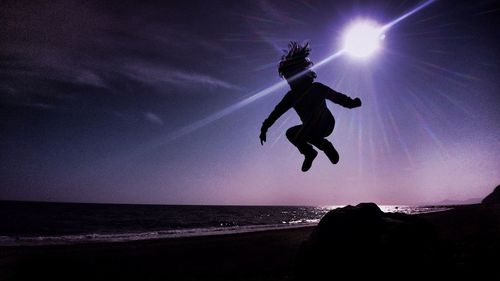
left=0, top=201, right=450, bottom=246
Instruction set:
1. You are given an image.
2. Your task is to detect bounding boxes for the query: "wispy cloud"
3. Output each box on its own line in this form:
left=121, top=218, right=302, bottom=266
left=76, top=70, right=106, bottom=88
left=0, top=0, right=248, bottom=116
left=257, top=0, right=307, bottom=25
left=126, top=63, right=242, bottom=91
left=144, top=112, right=164, bottom=126
left=150, top=26, right=229, bottom=55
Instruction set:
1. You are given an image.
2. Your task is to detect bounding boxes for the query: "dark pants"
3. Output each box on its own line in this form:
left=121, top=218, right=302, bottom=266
left=286, top=119, right=334, bottom=155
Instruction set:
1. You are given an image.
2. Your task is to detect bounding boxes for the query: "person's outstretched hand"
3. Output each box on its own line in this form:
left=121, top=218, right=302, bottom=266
left=259, top=130, right=267, bottom=145
left=352, top=97, right=362, bottom=108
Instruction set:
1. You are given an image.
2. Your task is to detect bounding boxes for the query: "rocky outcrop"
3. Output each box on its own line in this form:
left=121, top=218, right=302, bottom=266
left=482, top=185, right=500, bottom=205
left=294, top=203, right=440, bottom=279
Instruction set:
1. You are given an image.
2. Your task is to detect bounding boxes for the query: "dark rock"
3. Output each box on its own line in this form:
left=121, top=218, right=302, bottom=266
left=294, top=203, right=441, bottom=279
left=482, top=185, right=500, bottom=205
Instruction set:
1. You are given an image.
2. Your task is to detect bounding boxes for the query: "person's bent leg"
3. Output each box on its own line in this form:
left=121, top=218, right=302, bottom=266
left=286, top=125, right=315, bottom=155
left=311, top=138, right=339, bottom=164
left=309, top=120, right=339, bottom=165
left=286, top=125, right=318, bottom=172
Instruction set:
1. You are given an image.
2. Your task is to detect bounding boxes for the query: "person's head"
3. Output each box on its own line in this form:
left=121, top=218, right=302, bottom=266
left=278, top=41, right=317, bottom=86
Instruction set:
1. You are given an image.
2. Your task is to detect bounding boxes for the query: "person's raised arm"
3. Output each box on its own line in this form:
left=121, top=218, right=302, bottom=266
left=260, top=94, right=293, bottom=145
left=321, top=84, right=362, bottom=109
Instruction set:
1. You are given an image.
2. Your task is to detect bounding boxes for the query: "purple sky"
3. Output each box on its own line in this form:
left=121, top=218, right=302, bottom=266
left=1, top=0, right=499, bottom=205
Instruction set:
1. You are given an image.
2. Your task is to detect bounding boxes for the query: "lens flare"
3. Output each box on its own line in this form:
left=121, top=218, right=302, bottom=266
left=110, top=0, right=437, bottom=160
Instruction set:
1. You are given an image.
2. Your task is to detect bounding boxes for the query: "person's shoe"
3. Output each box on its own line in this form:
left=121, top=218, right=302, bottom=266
left=301, top=149, right=318, bottom=172
left=323, top=142, right=339, bottom=164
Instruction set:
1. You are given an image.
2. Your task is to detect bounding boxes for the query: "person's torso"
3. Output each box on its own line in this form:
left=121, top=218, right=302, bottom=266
left=288, top=82, right=334, bottom=125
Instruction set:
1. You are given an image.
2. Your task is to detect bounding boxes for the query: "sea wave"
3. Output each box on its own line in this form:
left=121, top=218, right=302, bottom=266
left=0, top=223, right=317, bottom=247
left=0, top=204, right=451, bottom=247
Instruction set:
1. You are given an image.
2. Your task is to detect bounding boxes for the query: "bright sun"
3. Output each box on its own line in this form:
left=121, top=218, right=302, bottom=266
left=343, top=21, right=385, bottom=58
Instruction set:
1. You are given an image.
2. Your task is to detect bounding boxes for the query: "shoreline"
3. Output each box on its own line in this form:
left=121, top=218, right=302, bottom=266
left=1, top=226, right=316, bottom=281
left=2, top=204, right=498, bottom=280
left=0, top=204, right=450, bottom=247
left=0, top=223, right=318, bottom=247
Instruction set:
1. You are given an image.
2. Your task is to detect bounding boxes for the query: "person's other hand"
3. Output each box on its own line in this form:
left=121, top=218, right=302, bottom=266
left=259, top=131, right=267, bottom=145
left=352, top=97, right=362, bottom=108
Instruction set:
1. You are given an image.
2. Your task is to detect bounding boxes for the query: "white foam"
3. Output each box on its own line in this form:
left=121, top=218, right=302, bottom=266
left=0, top=205, right=451, bottom=247
left=0, top=223, right=317, bottom=247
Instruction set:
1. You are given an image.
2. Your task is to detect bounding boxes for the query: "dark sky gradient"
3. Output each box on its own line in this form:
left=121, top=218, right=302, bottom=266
left=1, top=0, right=499, bottom=205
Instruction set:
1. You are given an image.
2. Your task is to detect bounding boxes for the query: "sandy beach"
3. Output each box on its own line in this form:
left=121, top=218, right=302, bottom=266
left=0, top=226, right=315, bottom=281
left=1, top=204, right=499, bottom=280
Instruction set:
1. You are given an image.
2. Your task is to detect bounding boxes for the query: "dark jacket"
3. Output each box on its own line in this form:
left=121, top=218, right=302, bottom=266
left=262, top=82, right=359, bottom=130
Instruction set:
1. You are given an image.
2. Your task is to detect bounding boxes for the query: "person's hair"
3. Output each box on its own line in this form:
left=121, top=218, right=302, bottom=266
left=278, top=41, right=317, bottom=80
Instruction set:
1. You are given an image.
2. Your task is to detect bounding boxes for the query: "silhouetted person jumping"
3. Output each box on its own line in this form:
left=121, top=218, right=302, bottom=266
left=260, top=42, right=362, bottom=172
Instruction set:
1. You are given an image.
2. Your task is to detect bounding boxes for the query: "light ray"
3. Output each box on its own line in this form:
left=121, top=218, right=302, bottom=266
left=368, top=126, right=377, bottom=174
left=387, top=110, right=415, bottom=167
left=406, top=92, right=446, bottom=152
left=385, top=49, right=475, bottom=87
left=138, top=49, right=345, bottom=151
left=143, top=79, right=288, bottom=148
left=381, top=0, right=437, bottom=32
left=124, top=0, right=438, bottom=156
left=435, top=90, right=475, bottom=117
left=357, top=111, right=364, bottom=175
left=270, top=115, right=292, bottom=148
left=374, top=101, right=391, bottom=153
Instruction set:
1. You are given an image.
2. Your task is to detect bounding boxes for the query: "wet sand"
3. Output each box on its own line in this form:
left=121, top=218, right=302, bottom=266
left=0, top=226, right=315, bottom=281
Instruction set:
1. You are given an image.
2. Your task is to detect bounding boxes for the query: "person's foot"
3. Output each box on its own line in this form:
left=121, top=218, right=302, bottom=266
left=322, top=142, right=339, bottom=164
left=301, top=149, right=318, bottom=172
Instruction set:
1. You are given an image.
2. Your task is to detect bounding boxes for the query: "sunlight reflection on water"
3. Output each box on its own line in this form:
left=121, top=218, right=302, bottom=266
left=321, top=205, right=451, bottom=215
